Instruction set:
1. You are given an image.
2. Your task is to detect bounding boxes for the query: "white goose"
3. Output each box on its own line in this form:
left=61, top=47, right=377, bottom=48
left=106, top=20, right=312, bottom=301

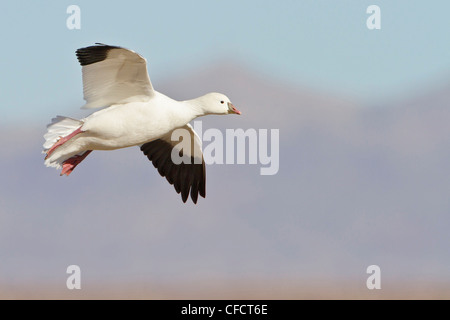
left=43, top=43, right=241, bottom=204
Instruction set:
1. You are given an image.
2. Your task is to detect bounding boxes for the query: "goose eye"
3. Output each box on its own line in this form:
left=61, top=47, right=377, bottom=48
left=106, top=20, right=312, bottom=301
left=220, top=101, right=224, bottom=104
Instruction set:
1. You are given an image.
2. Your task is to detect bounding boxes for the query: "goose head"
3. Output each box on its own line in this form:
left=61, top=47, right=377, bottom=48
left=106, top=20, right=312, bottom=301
left=194, top=92, right=241, bottom=116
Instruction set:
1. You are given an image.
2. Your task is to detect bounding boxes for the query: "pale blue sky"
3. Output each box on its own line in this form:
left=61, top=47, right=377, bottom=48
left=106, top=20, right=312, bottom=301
left=1, top=0, right=449, bottom=124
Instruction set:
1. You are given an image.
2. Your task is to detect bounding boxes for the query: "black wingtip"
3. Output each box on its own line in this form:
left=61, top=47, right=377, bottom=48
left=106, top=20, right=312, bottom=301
left=141, top=140, right=206, bottom=204
left=75, top=43, right=121, bottom=66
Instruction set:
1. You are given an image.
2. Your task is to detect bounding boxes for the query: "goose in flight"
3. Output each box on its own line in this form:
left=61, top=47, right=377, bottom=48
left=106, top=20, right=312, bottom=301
left=43, top=43, right=241, bottom=204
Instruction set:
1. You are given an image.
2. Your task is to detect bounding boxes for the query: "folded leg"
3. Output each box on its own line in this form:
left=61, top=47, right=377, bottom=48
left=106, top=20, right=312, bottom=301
left=60, top=150, right=92, bottom=176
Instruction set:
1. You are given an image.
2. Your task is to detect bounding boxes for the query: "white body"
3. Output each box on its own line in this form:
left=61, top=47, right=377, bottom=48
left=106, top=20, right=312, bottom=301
left=45, top=91, right=205, bottom=168
left=81, top=92, right=198, bottom=150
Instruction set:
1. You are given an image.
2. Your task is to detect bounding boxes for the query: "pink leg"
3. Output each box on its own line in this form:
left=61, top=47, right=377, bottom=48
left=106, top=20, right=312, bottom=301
left=45, top=127, right=83, bottom=160
left=60, top=150, right=92, bottom=176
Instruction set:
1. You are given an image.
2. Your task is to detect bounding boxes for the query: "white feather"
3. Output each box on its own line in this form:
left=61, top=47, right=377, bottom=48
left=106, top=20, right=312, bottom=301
left=43, top=116, right=84, bottom=169
left=81, top=47, right=154, bottom=109
left=43, top=116, right=83, bottom=150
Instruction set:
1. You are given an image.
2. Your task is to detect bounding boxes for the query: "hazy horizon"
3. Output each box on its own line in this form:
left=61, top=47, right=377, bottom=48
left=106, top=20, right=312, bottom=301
left=1, top=1, right=449, bottom=299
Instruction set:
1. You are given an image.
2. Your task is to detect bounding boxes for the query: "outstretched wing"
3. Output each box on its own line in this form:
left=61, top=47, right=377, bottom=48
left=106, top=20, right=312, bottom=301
left=76, top=43, right=154, bottom=109
left=140, top=124, right=206, bottom=204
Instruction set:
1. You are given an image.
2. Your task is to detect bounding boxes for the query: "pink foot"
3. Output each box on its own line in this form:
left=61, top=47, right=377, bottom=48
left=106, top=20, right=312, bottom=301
left=60, top=150, right=92, bottom=176
left=45, top=127, right=83, bottom=160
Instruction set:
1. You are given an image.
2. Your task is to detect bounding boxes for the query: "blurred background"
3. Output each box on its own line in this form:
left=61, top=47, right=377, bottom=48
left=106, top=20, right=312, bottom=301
left=0, top=1, right=449, bottom=299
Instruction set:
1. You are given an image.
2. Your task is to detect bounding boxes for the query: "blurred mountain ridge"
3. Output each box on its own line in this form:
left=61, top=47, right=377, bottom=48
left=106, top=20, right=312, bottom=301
left=0, top=60, right=449, bottom=293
